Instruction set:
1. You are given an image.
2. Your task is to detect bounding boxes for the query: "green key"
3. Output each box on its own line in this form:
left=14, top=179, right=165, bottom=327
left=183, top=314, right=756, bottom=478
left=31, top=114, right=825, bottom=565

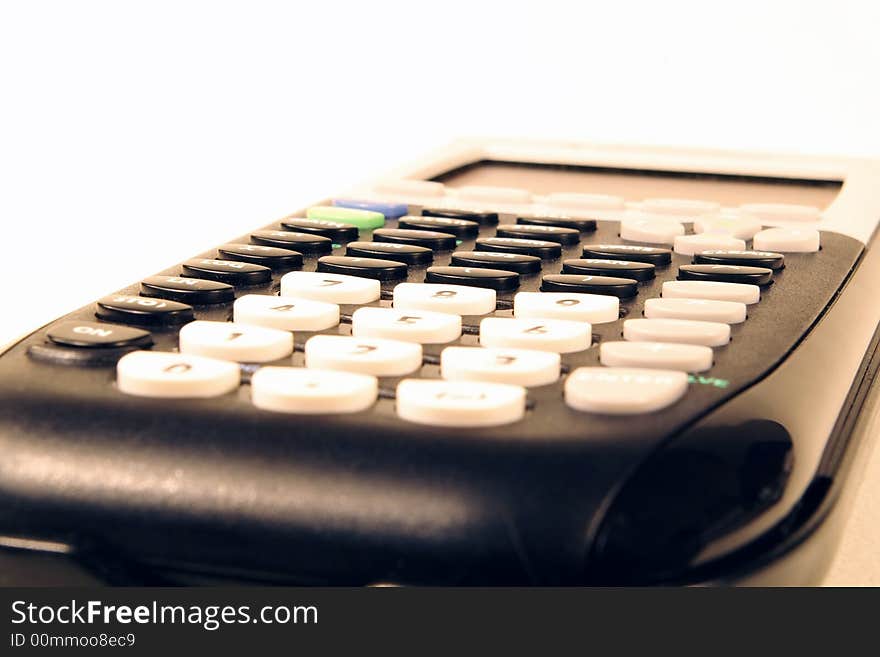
left=306, top=206, right=385, bottom=230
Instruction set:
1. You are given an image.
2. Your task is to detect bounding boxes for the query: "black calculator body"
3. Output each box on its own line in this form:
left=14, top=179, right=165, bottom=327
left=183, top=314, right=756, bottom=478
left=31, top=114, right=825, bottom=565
left=1, top=140, right=879, bottom=586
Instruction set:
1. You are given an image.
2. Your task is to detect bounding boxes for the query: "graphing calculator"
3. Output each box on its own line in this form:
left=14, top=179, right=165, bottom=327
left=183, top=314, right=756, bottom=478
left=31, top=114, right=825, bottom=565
left=2, top=139, right=879, bottom=586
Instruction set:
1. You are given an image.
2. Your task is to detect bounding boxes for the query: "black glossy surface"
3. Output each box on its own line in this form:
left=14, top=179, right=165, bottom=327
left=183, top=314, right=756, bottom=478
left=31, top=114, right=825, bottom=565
left=475, top=236, right=562, bottom=259
left=425, top=266, right=520, bottom=292
left=422, top=208, right=499, bottom=226
left=95, top=294, right=194, bottom=326
left=450, top=251, right=542, bottom=274
left=398, top=216, right=479, bottom=238
left=345, top=241, right=434, bottom=265
left=693, top=250, right=785, bottom=270
left=181, top=259, right=272, bottom=286
left=317, top=256, right=408, bottom=281
left=218, top=243, right=304, bottom=270
left=678, top=264, right=773, bottom=285
left=517, top=215, right=597, bottom=233
left=562, top=258, right=656, bottom=281
left=141, top=275, right=235, bottom=304
left=582, top=244, right=672, bottom=265
left=47, top=321, right=153, bottom=349
left=0, top=204, right=868, bottom=585
left=251, top=230, right=333, bottom=254
left=541, top=274, right=638, bottom=298
left=496, top=224, right=581, bottom=245
left=372, top=228, right=457, bottom=251
left=281, top=218, right=359, bottom=242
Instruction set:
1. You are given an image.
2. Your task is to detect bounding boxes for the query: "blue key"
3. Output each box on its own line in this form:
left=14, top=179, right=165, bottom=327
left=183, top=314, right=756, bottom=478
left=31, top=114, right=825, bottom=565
left=332, top=198, right=409, bottom=220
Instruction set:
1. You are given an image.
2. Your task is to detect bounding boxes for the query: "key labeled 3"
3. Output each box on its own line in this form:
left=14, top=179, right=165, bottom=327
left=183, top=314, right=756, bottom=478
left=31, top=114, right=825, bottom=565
left=441, top=346, right=561, bottom=386
left=233, top=294, right=340, bottom=331
left=305, top=335, right=423, bottom=376
left=117, top=351, right=240, bottom=398
left=179, top=320, right=294, bottom=362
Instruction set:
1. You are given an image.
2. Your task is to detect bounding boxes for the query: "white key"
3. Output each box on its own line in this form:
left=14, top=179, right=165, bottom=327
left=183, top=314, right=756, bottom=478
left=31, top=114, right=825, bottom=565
left=179, top=321, right=293, bottom=362
left=304, top=335, right=423, bottom=376
left=600, top=341, right=713, bottom=372
left=620, top=218, right=685, bottom=245
left=396, top=379, right=526, bottom=427
left=480, top=317, right=591, bottom=353
left=673, top=233, right=746, bottom=256
left=117, top=351, right=240, bottom=398
left=662, top=280, right=760, bottom=304
left=693, top=213, right=763, bottom=240
left=373, top=179, right=446, bottom=198
left=251, top=367, right=377, bottom=414
left=644, top=298, right=746, bottom=324
left=739, top=203, right=820, bottom=223
left=393, top=282, right=496, bottom=316
left=456, top=185, right=532, bottom=205
left=233, top=294, right=339, bottom=331
left=441, top=346, right=561, bottom=387
left=545, top=192, right=625, bottom=212
left=280, top=271, right=380, bottom=305
left=565, top=367, right=688, bottom=414
left=623, top=318, right=730, bottom=347
left=514, top=292, right=618, bottom=324
left=641, top=198, right=720, bottom=216
left=753, top=227, right=820, bottom=253
left=352, top=307, right=461, bottom=343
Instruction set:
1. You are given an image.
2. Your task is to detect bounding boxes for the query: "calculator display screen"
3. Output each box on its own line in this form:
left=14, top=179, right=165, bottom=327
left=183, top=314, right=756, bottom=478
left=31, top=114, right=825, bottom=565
left=433, top=160, right=842, bottom=208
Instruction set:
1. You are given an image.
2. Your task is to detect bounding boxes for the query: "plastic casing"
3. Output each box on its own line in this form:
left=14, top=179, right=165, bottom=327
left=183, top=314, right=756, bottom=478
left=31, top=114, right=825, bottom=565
left=1, top=139, right=879, bottom=585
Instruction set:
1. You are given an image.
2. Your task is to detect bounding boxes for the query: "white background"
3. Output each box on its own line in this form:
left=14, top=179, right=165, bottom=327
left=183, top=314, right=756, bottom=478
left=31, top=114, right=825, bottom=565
left=1, top=0, right=879, bottom=583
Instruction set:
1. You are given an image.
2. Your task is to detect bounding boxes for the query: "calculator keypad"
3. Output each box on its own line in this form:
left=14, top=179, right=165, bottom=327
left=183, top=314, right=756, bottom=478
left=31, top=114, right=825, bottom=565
left=22, top=193, right=858, bottom=429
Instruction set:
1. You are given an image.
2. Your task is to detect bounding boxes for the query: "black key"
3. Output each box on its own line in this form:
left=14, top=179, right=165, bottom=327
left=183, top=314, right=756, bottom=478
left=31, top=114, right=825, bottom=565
left=398, top=216, right=479, bottom=238
left=47, top=320, right=153, bottom=349
left=28, top=343, right=141, bottom=366
left=372, top=228, right=457, bottom=251
left=582, top=244, right=672, bottom=265
left=251, top=230, right=333, bottom=255
left=475, top=237, right=562, bottom=260
left=425, top=266, right=520, bottom=292
left=345, top=241, right=433, bottom=265
left=218, top=243, right=303, bottom=271
left=422, top=208, right=499, bottom=226
left=541, top=274, right=639, bottom=298
left=693, top=249, right=785, bottom=270
left=517, top=215, right=597, bottom=233
left=182, top=259, right=272, bottom=286
left=562, top=258, right=655, bottom=282
left=450, top=251, right=542, bottom=274
left=280, top=218, right=359, bottom=242
left=678, top=264, right=773, bottom=285
left=317, top=255, right=408, bottom=281
left=496, top=224, right=580, bottom=245
left=141, top=275, right=235, bottom=304
left=96, top=295, right=194, bottom=327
